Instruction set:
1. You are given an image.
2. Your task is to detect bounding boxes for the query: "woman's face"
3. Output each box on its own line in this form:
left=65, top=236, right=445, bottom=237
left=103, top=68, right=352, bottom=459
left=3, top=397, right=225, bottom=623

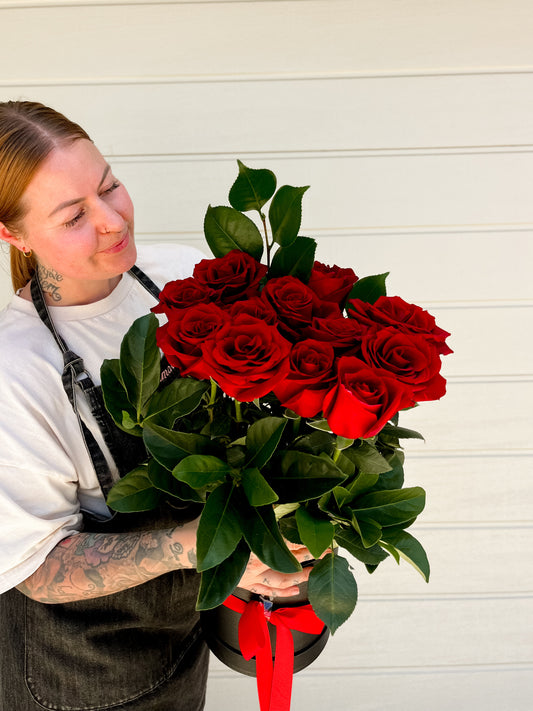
left=16, top=138, right=136, bottom=305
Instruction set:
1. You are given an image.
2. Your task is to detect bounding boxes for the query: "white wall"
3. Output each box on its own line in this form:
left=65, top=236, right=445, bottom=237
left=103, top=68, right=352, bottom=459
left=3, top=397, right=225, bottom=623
left=1, top=1, right=532, bottom=709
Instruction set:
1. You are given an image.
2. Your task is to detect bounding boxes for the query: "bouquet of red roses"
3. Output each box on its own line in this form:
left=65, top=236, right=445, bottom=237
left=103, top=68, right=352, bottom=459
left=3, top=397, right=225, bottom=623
left=102, top=161, right=451, bottom=634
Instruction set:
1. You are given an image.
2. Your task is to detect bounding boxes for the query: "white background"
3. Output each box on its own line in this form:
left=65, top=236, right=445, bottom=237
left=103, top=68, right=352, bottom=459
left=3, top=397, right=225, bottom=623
left=0, top=1, right=532, bottom=709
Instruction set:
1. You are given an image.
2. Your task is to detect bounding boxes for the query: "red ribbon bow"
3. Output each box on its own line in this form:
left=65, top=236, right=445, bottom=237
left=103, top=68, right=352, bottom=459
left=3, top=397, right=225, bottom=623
left=223, top=594, right=325, bottom=711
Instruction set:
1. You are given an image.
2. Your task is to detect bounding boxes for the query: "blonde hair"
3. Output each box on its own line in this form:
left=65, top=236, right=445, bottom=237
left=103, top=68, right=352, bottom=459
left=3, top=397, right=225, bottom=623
left=0, top=101, right=91, bottom=291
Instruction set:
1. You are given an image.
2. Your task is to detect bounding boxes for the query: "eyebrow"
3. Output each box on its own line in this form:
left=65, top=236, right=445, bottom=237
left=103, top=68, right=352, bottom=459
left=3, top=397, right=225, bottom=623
left=48, top=165, right=111, bottom=218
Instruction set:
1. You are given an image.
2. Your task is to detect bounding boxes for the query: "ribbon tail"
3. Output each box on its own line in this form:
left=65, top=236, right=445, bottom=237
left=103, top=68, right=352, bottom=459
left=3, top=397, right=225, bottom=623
left=269, top=622, right=294, bottom=711
left=255, top=632, right=274, bottom=711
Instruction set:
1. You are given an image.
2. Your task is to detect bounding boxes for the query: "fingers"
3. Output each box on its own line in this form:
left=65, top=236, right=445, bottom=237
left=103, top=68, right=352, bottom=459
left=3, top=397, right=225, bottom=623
left=238, top=556, right=312, bottom=599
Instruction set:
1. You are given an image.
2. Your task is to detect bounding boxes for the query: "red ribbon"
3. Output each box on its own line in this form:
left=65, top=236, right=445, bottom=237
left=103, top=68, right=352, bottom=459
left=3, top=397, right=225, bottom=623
left=223, top=594, right=325, bottom=711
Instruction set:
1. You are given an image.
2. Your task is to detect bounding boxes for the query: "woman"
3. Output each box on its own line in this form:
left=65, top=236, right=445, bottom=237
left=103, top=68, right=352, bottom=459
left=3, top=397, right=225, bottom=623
left=0, top=101, right=311, bottom=710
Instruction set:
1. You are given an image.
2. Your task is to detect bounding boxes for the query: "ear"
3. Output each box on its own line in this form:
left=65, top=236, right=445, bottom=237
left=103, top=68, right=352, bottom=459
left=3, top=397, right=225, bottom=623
left=0, top=222, right=25, bottom=250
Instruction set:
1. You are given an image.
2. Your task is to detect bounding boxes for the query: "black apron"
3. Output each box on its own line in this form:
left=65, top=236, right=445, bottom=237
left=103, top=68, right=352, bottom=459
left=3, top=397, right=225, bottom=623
left=0, top=267, right=209, bottom=710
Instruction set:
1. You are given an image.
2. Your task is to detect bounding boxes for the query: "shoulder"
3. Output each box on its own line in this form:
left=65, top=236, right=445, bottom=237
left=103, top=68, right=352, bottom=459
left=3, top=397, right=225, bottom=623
left=134, top=242, right=207, bottom=286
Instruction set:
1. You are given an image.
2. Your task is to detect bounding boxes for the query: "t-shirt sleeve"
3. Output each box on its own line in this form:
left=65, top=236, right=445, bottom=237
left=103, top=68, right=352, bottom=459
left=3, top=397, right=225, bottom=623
left=0, top=371, right=84, bottom=593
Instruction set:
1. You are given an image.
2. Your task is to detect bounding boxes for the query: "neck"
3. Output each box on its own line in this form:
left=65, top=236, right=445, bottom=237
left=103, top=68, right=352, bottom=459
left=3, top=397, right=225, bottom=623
left=18, top=270, right=122, bottom=306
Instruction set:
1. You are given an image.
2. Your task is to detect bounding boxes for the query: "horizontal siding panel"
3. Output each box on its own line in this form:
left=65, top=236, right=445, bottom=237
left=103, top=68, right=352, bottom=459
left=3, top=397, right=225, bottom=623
left=207, top=663, right=533, bottom=711
left=3, top=73, right=533, bottom=153
left=402, top=380, right=532, bottom=453
left=137, top=230, right=533, bottom=304
left=405, top=454, right=533, bottom=523
left=1, top=1, right=533, bottom=82
left=345, top=526, right=533, bottom=596
left=419, top=305, right=531, bottom=377
left=105, top=153, right=533, bottom=234
left=206, top=595, right=533, bottom=671
left=2, top=231, right=531, bottom=307
left=297, top=597, right=533, bottom=669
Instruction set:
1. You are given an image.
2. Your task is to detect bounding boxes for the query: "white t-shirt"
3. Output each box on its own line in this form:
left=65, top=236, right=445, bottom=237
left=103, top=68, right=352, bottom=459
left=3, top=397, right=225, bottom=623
left=0, top=243, right=204, bottom=594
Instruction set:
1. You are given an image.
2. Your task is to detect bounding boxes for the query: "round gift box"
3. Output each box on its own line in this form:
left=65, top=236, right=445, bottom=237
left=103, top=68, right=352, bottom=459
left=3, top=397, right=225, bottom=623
left=200, top=586, right=330, bottom=677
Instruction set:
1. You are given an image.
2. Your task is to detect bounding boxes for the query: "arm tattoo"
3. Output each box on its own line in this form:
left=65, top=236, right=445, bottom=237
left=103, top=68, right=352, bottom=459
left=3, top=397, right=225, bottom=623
left=16, top=527, right=196, bottom=604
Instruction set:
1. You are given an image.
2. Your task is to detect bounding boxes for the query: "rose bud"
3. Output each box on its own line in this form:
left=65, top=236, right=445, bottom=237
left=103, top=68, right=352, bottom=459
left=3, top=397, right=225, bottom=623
left=151, top=277, right=214, bottom=318
left=307, top=261, right=358, bottom=306
left=156, top=302, right=229, bottom=380
left=323, top=356, right=413, bottom=440
left=193, top=249, right=268, bottom=305
left=274, top=339, right=336, bottom=417
left=361, top=327, right=446, bottom=402
left=201, top=315, right=292, bottom=401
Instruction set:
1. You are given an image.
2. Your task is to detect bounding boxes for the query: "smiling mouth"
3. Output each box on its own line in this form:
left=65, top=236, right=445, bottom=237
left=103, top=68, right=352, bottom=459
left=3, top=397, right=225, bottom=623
left=103, top=232, right=129, bottom=254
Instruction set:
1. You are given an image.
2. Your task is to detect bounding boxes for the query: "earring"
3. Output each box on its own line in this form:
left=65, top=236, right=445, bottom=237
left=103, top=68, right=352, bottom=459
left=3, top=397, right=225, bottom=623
left=22, top=248, right=33, bottom=258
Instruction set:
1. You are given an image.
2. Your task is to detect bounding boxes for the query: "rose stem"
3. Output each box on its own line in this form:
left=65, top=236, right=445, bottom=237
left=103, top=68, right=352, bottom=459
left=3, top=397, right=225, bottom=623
left=260, top=212, right=272, bottom=267
left=234, top=399, right=243, bottom=423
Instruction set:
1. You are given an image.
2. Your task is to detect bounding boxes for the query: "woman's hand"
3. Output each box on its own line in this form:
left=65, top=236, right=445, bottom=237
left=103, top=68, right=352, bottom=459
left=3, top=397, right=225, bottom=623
left=238, top=542, right=315, bottom=598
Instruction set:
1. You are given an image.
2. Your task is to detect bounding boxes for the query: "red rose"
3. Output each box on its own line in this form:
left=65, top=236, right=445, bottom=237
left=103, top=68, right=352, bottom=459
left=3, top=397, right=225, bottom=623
left=323, top=357, right=412, bottom=439
left=361, top=327, right=446, bottom=402
left=262, top=276, right=341, bottom=339
left=304, top=315, right=366, bottom=353
left=347, top=296, right=452, bottom=356
left=156, top=303, right=229, bottom=380
left=229, top=295, right=278, bottom=326
left=193, top=250, right=268, bottom=305
left=307, top=261, right=358, bottom=305
left=201, top=315, right=292, bottom=401
left=151, top=277, right=214, bottom=318
left=273, top=339, right=336, bottom=417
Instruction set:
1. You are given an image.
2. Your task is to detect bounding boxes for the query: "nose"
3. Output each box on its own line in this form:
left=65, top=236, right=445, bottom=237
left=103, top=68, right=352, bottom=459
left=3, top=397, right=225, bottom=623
left=97, top=201, right=125, bottom=235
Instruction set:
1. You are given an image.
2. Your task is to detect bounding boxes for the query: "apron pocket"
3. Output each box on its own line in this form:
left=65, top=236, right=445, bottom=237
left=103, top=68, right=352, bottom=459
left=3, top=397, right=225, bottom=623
left=24, top=570, right=200, bottom=711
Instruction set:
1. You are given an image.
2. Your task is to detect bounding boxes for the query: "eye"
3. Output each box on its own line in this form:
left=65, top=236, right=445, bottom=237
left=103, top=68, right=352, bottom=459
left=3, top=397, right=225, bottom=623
left=64, top=209, right=86, bottom=229
left=101, top=180, right=120, bottom=196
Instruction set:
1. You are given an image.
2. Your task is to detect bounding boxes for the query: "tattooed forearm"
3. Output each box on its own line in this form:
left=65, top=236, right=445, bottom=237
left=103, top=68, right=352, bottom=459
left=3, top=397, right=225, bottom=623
left=38, top=264, right=63, bottom=302
left=16, top=524, right=198, bottom=604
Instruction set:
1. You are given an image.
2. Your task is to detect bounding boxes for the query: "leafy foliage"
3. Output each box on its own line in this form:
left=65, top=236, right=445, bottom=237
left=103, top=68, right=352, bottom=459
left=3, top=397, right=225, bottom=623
left=101, top=160, right=447, bottom=633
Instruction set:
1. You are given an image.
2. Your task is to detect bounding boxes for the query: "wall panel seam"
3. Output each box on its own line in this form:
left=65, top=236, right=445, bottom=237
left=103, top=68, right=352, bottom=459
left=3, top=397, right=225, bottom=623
left=210, top=661, right=533, bottom=678
left=2, top=69, right=533, bottom=86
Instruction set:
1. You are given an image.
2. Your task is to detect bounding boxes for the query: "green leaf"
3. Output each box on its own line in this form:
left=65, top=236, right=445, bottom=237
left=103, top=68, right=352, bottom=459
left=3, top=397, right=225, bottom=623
left=371, top=452, right=405, bottom=491
left=345, top=273, right=389, bottom=306
left=334, top=527, right=389, bottom=566
left=173, top=454, right=230, bottom=490
left=271, top=451, right=347, bottom=503
left=242, top=467, right=279, bottom=506
left=246, top=416, right=287, bottom=469
left=228, top=160, right=277, bottom=212
left=295, top=507, right=335, bottom=559
left=143, top=423, right=212, bottom=470
left=196, top=482, right=242, bottom=572
left=353, top=487, right=426, bottom=527
left=351, top=515, right=382, bottom=548
left=346, top=471, right=380, bottom=499
left=269, top=236, right=317, bottom=281
left=268, top=184, right=309, bottom=247
left=307, top=419, right=333, bottom=433
left=308, top=553, right=358, bottom=634
left=345, top=441, right=392, bottom=475
left=196, top=541, right=250, bottom=610
left=380, top=528, right=430, bottom=582
left=278, top=514, right=303, bottom=545
left=380, top=423, right=425, bottom=442
left=204, top=205, right=263, bottom=260
left=147, top=459, right=204, bottom=503
left=144, top=378, right=209, bottom=428
left=119, top=314, right=161, bottom=419
left=106, top=466, right=161, bottom=513
left=101, top=358, right=143, bottom=436
left=332, top=486, right=353, bottom=511
left=293, top=429, right=335, bottom=457
left=238, top=500, right=301, bottom=573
